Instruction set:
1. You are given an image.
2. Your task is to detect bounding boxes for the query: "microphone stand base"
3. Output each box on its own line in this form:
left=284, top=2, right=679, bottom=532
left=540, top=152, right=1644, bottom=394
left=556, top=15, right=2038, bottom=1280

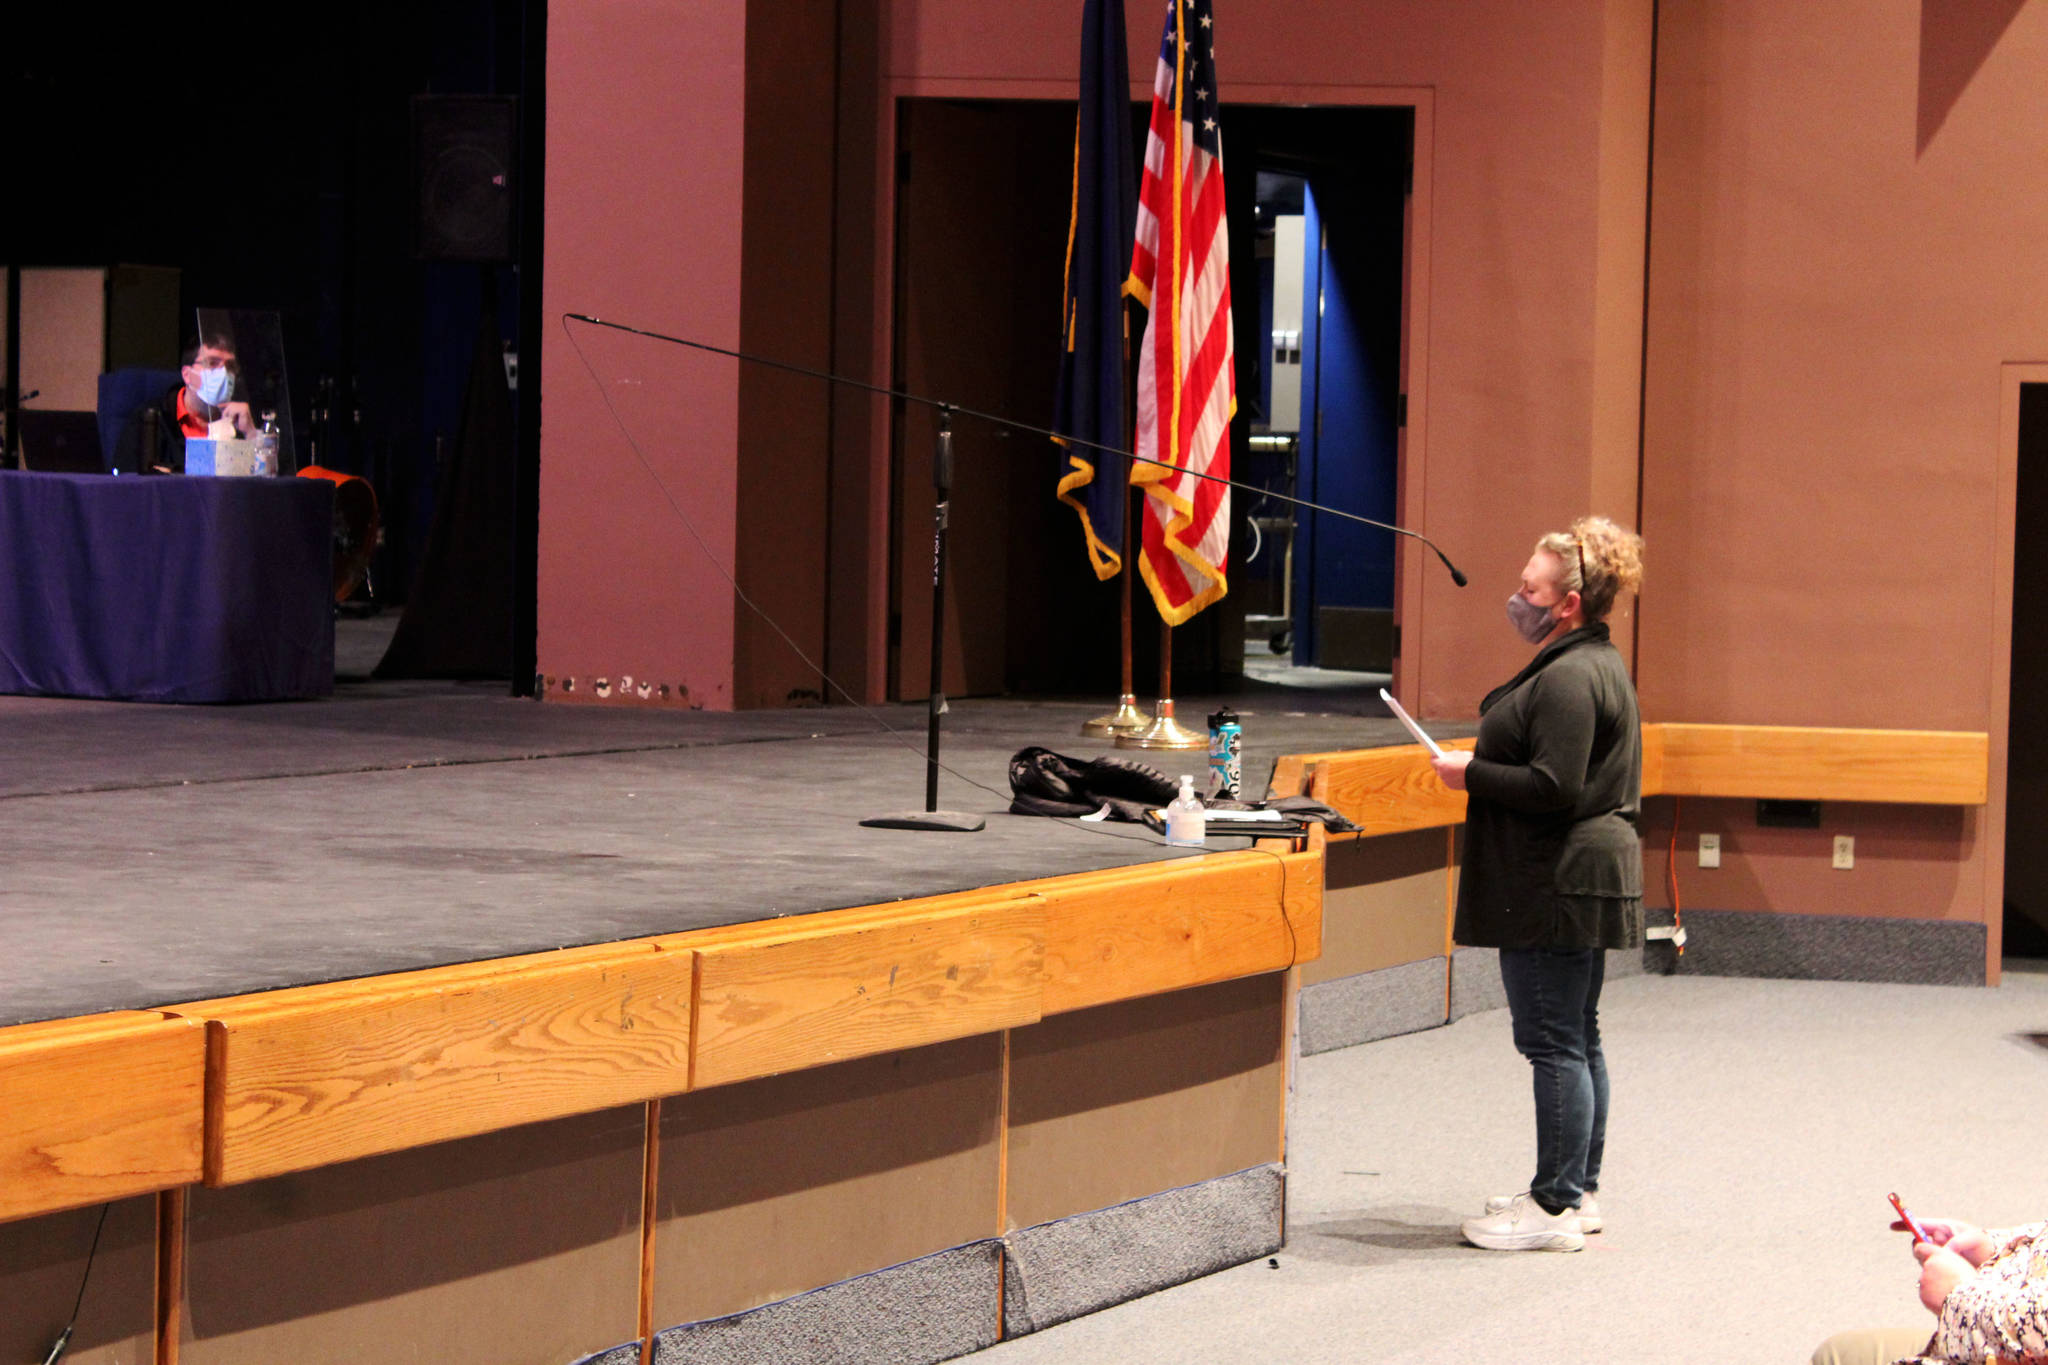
left=859, top=811, right=987, bottom=833
left=1114, top=699, right=1207, bottom=751
left=1081, top=694, right=1149, bottom=739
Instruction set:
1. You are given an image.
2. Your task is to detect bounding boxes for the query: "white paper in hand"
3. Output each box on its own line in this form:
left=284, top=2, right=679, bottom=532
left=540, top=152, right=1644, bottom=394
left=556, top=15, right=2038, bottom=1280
left=1378, top=688, right=1445, bottom=759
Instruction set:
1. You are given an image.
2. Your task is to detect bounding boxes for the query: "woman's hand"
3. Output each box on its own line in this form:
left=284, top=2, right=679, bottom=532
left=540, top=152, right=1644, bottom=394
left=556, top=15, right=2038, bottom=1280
left=1914, top=1240, right=1977, bottom=1314
left=1894, top=1218, right=1996, bottom=1268
left=1431, top=751, right=1474, bottom=791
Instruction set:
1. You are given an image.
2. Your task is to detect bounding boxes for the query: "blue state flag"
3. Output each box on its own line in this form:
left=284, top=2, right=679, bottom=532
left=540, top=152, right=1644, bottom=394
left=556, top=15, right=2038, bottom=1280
left=1053, top=0, right=1137, bottom=580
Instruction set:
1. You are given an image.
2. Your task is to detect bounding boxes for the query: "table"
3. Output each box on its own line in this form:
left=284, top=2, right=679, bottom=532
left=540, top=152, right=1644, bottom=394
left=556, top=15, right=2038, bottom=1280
left=0, top=471, right=334, bottom=702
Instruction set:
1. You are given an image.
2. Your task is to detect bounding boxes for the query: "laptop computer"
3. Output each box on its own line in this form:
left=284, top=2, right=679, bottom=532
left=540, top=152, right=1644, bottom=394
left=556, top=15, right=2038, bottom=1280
left=18, top=410, right=108, bottom=474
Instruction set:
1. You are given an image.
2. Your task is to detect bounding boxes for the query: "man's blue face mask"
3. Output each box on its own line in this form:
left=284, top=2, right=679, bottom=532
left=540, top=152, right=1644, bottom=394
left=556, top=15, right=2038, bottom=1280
left=196, top=365, right=234, bottom=407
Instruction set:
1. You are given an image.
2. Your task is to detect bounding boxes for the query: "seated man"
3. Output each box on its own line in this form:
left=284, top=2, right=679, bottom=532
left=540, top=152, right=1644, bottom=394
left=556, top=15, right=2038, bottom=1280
left=162, top=334, right=256, bottom=447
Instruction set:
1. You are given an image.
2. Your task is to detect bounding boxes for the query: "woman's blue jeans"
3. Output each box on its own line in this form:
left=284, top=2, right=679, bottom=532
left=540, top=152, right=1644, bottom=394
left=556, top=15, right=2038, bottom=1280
left=1497, top=947, right=1608, bottom=1212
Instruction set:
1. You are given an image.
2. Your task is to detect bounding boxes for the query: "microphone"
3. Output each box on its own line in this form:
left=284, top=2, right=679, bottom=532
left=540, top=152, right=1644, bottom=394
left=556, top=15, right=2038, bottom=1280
left=562, top=312, right=1470, bottom=588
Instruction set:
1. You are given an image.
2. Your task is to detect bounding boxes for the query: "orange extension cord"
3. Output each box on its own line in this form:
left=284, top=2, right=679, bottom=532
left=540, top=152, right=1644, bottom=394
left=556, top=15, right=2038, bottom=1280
left=1664, top=795, right=1687, bottom=954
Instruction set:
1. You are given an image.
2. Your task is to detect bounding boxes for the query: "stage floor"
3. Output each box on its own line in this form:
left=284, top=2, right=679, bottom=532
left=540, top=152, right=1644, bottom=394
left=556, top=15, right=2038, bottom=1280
left=0, top=680, right=1475, bottom=1029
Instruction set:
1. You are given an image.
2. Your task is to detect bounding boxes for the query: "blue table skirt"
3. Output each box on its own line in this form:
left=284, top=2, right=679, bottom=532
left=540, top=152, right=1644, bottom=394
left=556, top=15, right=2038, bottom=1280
left=0, top=471, right=335, bottom=703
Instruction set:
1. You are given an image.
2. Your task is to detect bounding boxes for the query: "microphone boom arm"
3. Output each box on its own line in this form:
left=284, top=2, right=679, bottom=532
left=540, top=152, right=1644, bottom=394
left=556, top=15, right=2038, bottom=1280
left=562, top=312, right=1468, bottom=588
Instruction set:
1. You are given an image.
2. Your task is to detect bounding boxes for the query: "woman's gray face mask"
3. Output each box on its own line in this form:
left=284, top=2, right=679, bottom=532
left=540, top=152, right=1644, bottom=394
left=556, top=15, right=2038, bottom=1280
left=1505, top=591, right=1554, bottom=644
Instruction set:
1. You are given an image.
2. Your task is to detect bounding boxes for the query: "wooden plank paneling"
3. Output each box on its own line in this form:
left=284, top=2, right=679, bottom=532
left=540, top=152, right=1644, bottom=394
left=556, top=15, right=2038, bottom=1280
left=1297, top=724, right=1989, bottom=837
left=200, top=948, right=694, bottom=1185
left=1652, top=723, right=1988, bottom=804
left=1309, top=739, right=1476, bottom=837
left=691, top=902, right=1044, bottom=1090
left=1037, top=848, right=1321, bottom=1017
left=0, top=1013, right=204, bottom=1223
left=1266, top=753, right=1312, bottom=800
left=1639, top=720, right=1666, bottom=795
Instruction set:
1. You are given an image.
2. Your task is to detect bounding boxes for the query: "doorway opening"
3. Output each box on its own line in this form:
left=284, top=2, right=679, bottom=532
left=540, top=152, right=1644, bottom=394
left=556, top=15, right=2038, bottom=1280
left=1230, top=106, right=1412, bottom=692
left=2004, top=381, right=2048, bottom=968
left=884, top=99, right=1414, bottom=703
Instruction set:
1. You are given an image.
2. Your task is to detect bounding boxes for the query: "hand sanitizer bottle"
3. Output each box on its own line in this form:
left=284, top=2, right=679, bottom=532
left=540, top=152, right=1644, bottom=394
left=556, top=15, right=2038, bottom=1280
left=1165, top=774, right=1206, bottom=847
left=253, top=411, right=281, bottom=477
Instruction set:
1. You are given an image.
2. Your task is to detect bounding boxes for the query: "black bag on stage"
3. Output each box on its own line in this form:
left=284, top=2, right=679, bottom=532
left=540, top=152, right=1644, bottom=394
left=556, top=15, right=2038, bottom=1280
left=1006, top=746, right=1180, bottom=822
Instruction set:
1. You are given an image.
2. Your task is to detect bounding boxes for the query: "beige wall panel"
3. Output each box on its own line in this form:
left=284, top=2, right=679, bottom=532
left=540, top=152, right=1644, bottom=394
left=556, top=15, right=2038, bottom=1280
left=1005, top=975, right=1285, bottom=1231
left=21, top=268, right=106, bottom=411
left=0, top=1197, right=156, bottom=1364
left=1304, top=830, right=1451, bottom=984
left=182, top=1107, right=643, bottom=1365
left=652, top=1034, right=1002, bottom=1327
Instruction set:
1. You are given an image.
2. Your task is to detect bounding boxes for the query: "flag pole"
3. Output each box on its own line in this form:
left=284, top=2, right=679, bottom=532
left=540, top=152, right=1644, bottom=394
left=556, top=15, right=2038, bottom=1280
left=1081, top=299, right=1145, bottom=738
left=1117, top=0, right=1205, bottom=754
left=1117, top=609, right=1204, bottom=750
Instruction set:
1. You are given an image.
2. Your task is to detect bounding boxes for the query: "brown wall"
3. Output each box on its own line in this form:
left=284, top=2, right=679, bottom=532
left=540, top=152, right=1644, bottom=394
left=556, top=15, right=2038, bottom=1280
left=542, top=0, right=1656, bottom=713
left=538, top=0, right=747, bottom=709
left=1637, top=0, right=2048, bottom=959
left=734, top=8, right=839, bottom=710
left=877, top=0, right=1655, bottom=717
left=537, top=1, right=2009, bottom=949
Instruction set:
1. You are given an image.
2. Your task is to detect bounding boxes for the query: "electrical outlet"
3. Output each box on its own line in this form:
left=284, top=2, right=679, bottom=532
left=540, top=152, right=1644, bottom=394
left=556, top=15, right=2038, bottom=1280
left=1698, top=833, right=1721, bottom=869
left=1833, top=835, right=1855, bottom=870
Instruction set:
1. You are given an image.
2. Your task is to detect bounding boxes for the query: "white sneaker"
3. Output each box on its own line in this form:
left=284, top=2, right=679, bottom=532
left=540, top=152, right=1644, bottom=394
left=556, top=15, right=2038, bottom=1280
left=1462, top=1192, right=1586, bottom=1251
left=1486, top=1190, right=1602, bottom=1233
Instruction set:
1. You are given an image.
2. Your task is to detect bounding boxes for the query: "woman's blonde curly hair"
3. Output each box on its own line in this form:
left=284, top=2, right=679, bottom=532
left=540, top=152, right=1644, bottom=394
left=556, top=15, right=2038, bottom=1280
left=1535, top=516, right=1644, bottom=623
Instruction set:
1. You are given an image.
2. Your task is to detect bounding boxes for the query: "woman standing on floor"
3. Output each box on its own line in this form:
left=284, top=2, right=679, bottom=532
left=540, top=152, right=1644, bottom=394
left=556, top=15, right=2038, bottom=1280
left=1430, top=515, right=1647, bottom=1253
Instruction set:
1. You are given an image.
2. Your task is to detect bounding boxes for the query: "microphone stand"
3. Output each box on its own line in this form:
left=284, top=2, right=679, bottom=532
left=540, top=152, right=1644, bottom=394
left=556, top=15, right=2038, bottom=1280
left=861, top=410, right=985, bottom=832
left=562, top=311, right=1469, bottom=836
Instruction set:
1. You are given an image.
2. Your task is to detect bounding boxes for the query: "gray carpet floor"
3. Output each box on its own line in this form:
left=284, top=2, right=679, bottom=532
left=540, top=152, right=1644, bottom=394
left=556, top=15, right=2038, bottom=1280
left=971, top=964, right=2048, bottom=1363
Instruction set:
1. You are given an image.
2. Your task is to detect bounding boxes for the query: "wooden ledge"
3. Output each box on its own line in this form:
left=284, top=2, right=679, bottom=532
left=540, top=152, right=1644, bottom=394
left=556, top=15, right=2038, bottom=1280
left=0, top=1011, right=205, bottom=1223
left=1280, top=723, right=1989, bottom=836
left=1033, top=844, right=1323, bottom=1015
left=690, top=899, right=1045, bottom=1090
left=189, top=944, right=695, bottom=1185
left=95, top=838, right=1326, bottom=1186
left=1305, top=740, right=1476, bottom=839
left=1651, top=723, right=1988, bottom=804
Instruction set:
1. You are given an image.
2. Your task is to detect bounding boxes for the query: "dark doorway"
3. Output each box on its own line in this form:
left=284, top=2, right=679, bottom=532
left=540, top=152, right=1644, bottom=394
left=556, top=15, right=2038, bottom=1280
left=2006, top=382, right=2048, bottom=962
left=890, top=99, right=1080, bottom=701
left=886, top=100, right=1410, bottom=702
left=1227, top=107, right=1411, bottom=678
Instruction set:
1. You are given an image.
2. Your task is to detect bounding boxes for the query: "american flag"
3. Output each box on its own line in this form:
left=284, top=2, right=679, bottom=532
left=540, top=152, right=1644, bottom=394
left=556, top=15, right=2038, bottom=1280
left=1126, top=0, right=1234, bottom=625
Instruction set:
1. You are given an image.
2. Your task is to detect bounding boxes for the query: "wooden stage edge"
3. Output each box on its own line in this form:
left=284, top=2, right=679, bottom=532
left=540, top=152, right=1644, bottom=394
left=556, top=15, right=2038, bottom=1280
left=4, top=836, right=1323, bottom=1222
left=0, top=721, right=1987, bottom=1227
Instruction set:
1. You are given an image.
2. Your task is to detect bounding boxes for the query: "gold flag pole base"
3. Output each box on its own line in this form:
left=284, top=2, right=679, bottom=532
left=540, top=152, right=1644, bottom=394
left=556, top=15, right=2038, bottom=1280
left=1081, top=693, right=1149, bottom=739
left=1115, top=697, right=1207, bottom=751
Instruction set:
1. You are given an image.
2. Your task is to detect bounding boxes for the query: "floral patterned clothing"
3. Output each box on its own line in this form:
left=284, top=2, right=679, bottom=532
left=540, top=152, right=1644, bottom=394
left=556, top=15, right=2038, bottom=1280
left=1899, top=1222, right=2048, bottom=1365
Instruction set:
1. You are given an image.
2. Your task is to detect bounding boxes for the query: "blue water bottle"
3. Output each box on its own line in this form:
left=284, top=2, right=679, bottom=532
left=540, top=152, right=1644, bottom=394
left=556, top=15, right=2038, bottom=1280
left=1207, top=706, right=1242, bottom=799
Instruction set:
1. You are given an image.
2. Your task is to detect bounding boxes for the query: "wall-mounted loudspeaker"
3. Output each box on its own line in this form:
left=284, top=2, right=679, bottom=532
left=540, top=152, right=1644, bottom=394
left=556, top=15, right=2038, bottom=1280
left=413, top=95, right=518, bottom=263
